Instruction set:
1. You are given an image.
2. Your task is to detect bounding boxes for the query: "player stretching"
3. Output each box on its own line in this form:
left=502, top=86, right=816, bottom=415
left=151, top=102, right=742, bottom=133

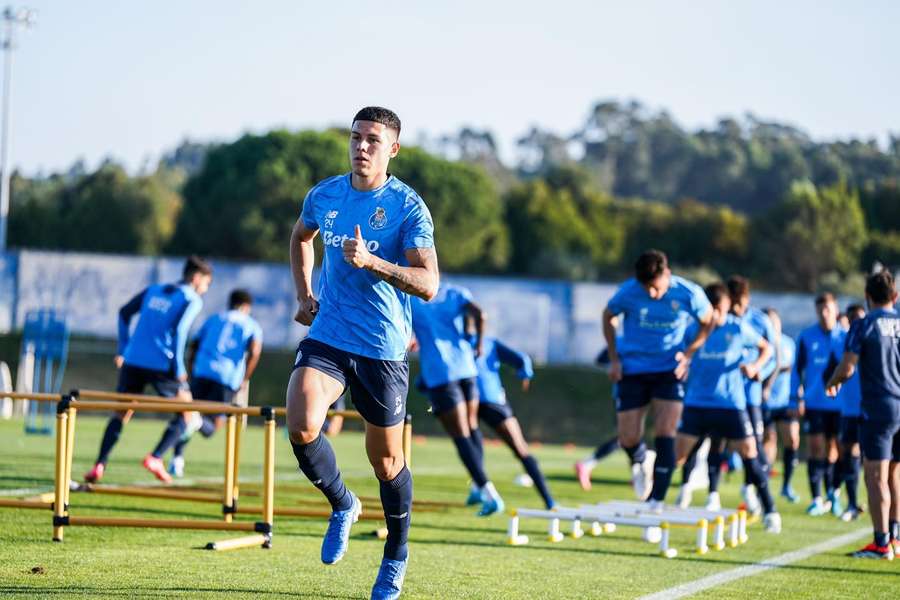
left=603, top=249, right=714, bottom=508
left=727, top=276, right=779, bottom=515
left=472, top=334, right=555, bottom=509
left=827, top=271, right=900, bottom=559
left=83, top=256, right=212, bottom=483
left=411, top=284, right=504, bottom=516
left=760, top=308, right=801, bottom=503
left=831, top=304, right=867, bottom=521
left=286, top=107, right=437, bottom=600
left=144, top=289, right=263, bottom=480
left=674, top=283, right=781, bottom=531
left=794, top=293, right=845, bottom=516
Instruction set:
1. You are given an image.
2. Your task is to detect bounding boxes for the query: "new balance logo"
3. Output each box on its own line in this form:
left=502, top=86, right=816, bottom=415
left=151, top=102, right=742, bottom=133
left=394, top=395, right=403, bottom=415
left=388, top=512, right=408, bottom=519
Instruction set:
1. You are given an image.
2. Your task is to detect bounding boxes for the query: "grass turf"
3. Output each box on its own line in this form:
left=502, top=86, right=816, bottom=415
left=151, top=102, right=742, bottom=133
left=0, top=416, right=895, bottom=599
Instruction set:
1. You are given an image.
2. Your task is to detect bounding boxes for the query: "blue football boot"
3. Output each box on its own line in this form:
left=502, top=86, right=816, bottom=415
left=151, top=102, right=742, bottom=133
left=321, top=491, right=361, bottom=564
left=370, top=556, right=408, bottom=600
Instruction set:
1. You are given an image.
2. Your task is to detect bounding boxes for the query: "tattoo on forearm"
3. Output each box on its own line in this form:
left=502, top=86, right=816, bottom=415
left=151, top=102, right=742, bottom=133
left=366, top=253, right=437, bottom=299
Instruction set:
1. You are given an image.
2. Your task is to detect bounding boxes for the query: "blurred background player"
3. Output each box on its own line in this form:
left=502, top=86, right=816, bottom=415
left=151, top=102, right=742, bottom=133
left=673, top=282, right=780, bottom=531
left=827, top=271, right=900, bottom=559
left=830, top=304, right=867, bottom=521
left=794, top=292, right=846, bottom=517
left=470, top=333, right=555, bottom=509
left=761, top=308, right=802, bottom=503
left=285, top=107, right=438, bottom=599
left=83, top=256, right=212, bottom=483
left=143, top=289, right=263, bottom=481
left=604, top=249, right=714, bottom=505
left=727, top=276, right=780, bottom=515
left=411, top=282, right=504, bottom=516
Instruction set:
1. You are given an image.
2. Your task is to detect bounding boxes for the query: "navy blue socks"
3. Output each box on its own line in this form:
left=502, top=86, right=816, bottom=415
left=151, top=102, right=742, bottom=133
left=783, top=447, right=797, bottom=489
left=808, top=458, right=824, bottom=499
left=452, top=436, right=489, bottom=487
left=291, top=435, right=352, bottom=512
left=380, top=466, right=412, bottom=561
left=824, top=460, right=836, bottom=495
left=96, top=417, right=124, bottom=465
left=623, top=441, right=647, bottom=466
left=649, top=436, right=675, bottom=502
left=152, top=416, right=186, bottom=458
left=593, top=437, right=620, bottom=461
left=743, top=455, right=775, bottom=514
left=844, top=455, right=861, bottom=509
left=470, top=427, right=484, bottom=461
left=521, top=455, right=554, bottom=509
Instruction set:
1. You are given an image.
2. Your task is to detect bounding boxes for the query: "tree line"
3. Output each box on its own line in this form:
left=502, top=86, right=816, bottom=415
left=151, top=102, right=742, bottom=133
left=9, top=100, right=900, bottom=293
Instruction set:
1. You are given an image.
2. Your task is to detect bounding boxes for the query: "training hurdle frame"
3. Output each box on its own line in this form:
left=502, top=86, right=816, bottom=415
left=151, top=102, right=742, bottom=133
left=507, top=502, right=747, bottom=558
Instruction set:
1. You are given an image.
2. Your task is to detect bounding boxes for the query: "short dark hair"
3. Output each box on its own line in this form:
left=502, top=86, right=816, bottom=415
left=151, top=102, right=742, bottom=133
left=705, top=282, right=729, bottom=308
left=726, top=275, right=750, bottom=301
left=815, top=292, right=837, bottom=306
left=353, top=106, right=401, bottom=137
left=865, top=271, right=895, bottom=305
left=229, top=289, right=253, bottom=309
left=183, top=255, right=212, bottom=280
left=845, top=303, right=866, bottom=322
left=635, top=249, right=668, bottom=285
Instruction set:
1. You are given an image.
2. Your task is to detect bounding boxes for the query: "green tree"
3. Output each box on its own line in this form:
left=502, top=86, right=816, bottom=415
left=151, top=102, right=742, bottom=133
left=755, top=180, right=867, bottom=291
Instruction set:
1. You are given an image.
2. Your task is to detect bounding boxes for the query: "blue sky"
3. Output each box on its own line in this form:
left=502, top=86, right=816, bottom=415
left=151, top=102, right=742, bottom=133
left=13, top=0, right=900, bottom=173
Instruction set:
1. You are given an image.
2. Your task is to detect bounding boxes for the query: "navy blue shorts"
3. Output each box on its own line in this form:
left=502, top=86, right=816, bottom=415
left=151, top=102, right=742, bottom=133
left=804, top=409, right=841, bottom=437
left=746, top=404, right=764, bottom=439
left=189, top=377, right=234, bottom=419
left=425, top=377, right=478, bottom=416
left=860, top=400, right=900, bottom=461
left=117, top=364, right=188, bottom=397
left=293, top=338, right=408, bottom=427
left=616, top=371, right=684, bottom=412
left=763, top=407, right=796, bottom=426
left=679, top=406, right=754, bottom=441
left=840, top=415, right=861, bottom=446
left=478, top=401, right=514, bottom=429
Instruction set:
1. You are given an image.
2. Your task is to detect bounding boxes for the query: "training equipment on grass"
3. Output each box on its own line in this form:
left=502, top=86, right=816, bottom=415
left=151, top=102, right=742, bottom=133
left=507, top=500, right=747, bottom=558
left=19, top=310, right=69, bottom=434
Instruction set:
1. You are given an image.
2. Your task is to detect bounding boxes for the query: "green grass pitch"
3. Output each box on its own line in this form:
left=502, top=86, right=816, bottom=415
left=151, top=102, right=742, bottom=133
left=0, top=416, right=895, bottom=599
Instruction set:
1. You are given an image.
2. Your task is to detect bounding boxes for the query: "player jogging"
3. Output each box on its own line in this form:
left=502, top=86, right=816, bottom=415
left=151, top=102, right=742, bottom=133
left=471, top=334, right=555, bottom=509
left=83, top=256, right=212, bottom=483
left=411, top=283, right=505, bottom=516
left=143, top=289, right=263, bottom=481
left=794, top=293, right=845, bottom=517
left=285, top=107, right=437, bottom=599
left=760, top=308, right=802, bottom=503
left=674, top=283, right=781, bottom=532
left=826, top=271, right=900, bottom=559
left=603, top=249, right=714, bottom=509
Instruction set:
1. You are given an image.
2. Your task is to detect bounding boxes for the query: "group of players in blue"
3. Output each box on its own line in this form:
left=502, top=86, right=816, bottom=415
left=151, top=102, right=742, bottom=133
left=80, top=106, right=900, bottom=600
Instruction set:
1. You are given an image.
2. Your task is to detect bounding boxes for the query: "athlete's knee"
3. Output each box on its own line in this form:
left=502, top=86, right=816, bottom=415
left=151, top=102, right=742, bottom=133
left=370, top=454, right=404, bottom=481
left=619, top=430, right=642, bottom=448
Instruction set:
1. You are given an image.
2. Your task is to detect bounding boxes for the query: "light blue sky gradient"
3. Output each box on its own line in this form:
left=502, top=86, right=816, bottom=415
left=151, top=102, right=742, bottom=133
left=13, top=0, right=900, bottom=173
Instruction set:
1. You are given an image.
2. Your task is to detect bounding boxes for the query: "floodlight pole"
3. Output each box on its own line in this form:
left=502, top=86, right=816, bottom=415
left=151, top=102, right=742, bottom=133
left=0, top=7, right=35, bottom=252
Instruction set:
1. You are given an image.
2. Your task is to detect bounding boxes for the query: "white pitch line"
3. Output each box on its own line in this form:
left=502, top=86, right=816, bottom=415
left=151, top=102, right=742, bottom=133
left=637, top=528, right=870, bottom=600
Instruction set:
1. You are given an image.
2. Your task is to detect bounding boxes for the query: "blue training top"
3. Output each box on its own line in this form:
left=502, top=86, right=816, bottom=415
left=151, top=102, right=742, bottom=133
left=118, top=283, right=204, bottom=378
left=411, top=284, right=478, bottom=388
left=607, top=275, right=712, bottom=376
left=685, top=314, right=762, bottom=411
left=767, top=335, right=796, bottom=411
left=300, top=174, right=434, bottom=361
left=473, top=336, right=534, bottom=406
left=845, top=307, right=900, bottom=421
left=741, top=307, right=777, bottom=408
left=792, top=323, right=845, bottom=411
left=191, top=310, right=264, bottom=391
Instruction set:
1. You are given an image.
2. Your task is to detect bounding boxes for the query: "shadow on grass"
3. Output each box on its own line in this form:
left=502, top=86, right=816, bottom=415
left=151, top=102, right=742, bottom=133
left=0, top=586, right=359, bottom=599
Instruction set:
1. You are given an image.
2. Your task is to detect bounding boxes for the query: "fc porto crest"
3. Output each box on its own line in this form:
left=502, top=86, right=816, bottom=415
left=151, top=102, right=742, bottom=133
left=369, top=207, right=388, bottom=230
left=671, top=300, right=681, bottom=311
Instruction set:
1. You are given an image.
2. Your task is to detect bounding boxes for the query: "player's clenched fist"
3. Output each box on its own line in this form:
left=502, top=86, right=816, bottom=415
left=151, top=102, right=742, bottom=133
left=342, top=224, right=372, bottom=269
left=295, top=295, right=320, bottom=326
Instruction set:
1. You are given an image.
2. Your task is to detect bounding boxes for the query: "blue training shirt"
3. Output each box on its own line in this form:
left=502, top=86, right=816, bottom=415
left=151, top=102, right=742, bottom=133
left=118, top=283, right=204, bottom=378
left=607, top=275, right=712, bottom=375
left=685, top=314, right=762, bottom=411
left=767, top=335, right=796, bottom=411
left=741, top=307, right=777, bottom=407
left=301, top=174, right=434, bottom=361
left=845, top=307, right=900, bottom=422
left=411, top=284, right=478, bottom=388
left=792, top=323, right=845, bottom=411
left=473, top=336, right=534, bottom=406
left=191, top=310, right=264, bottom=391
